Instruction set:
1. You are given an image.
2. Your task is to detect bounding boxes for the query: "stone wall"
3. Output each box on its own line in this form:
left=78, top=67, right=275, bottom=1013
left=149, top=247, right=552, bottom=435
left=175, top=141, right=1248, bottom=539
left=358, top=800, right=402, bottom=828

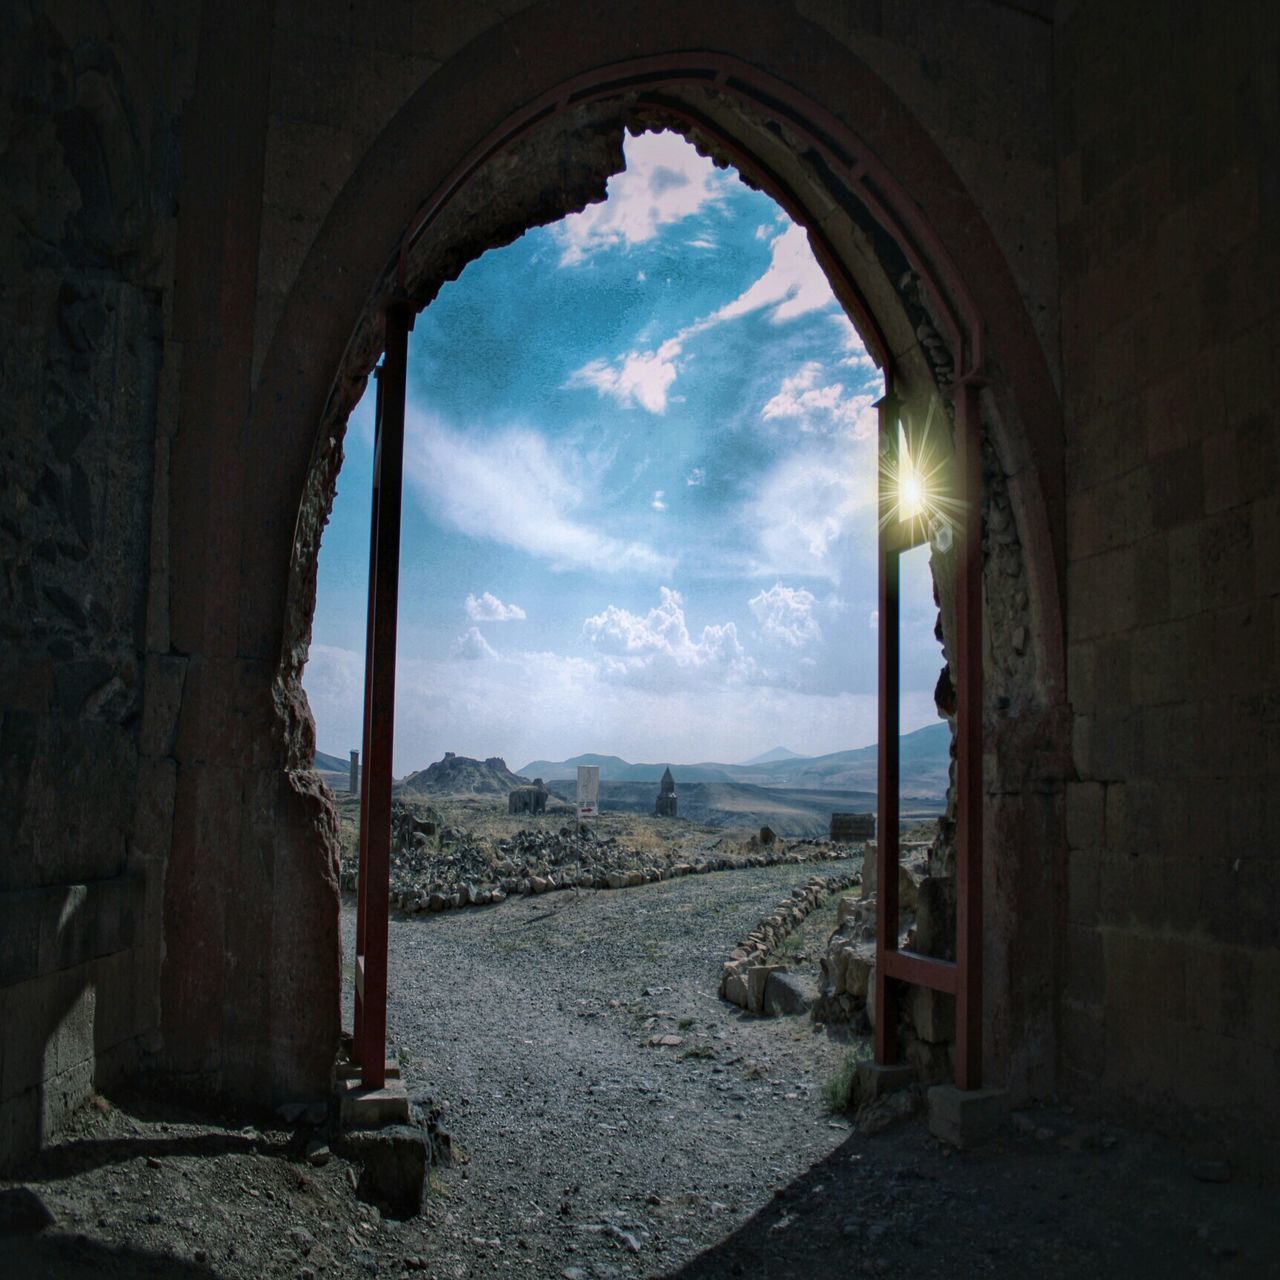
left=0, top=4, right=190, bottom=1168
left=1056, top=1, right=1280, bottom=1142
left=6, top=0, right=1271, bottom=1173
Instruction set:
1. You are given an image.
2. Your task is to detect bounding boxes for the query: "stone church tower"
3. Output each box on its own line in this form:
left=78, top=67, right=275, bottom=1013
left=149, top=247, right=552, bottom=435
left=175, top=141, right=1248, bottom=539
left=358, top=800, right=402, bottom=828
left=655, top=767, right=678, bottom=818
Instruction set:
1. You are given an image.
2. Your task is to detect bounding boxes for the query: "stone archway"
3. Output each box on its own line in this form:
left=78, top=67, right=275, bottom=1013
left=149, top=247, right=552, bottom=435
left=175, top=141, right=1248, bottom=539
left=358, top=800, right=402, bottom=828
left=165, top=2, right=1068, bottom=1108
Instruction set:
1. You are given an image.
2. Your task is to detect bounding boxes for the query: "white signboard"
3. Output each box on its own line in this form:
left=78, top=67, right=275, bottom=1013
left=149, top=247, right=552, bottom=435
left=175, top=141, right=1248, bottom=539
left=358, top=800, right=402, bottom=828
left=576, top=765, right=600, bottom=819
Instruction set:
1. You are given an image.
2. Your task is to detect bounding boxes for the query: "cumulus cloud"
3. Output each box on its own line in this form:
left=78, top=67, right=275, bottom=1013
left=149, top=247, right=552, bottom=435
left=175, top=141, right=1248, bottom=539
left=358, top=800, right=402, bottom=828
left=452, top=626, right=497, bottom=660
left=760, top=361, right=878, bottom=438
left=466, top=591, right=526, bottom=622
left=748, top=582, right=822, bottom=648
left=554, top=131, right=726, bottom=266
left=583, top=587, right=755, bottom=688
left=564, top=336, right=683, bottom=414
left=302, top=640, right=944, bottom=777
left=403, top=407, right=672, bottom=576
left=651, top=490, right=667, bottom=512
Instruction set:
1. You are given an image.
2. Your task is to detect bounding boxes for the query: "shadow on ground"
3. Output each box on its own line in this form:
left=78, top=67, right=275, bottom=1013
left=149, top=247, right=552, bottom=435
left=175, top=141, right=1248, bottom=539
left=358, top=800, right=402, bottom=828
left=663, top=1114, right=1280, bottom=1280
left=0, top=1234, right=223, bottom=1279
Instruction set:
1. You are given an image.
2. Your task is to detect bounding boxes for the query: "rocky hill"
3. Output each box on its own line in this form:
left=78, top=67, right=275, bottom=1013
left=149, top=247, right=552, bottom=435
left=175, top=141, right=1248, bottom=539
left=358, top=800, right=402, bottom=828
left=396, top=752, right=529, bottom=797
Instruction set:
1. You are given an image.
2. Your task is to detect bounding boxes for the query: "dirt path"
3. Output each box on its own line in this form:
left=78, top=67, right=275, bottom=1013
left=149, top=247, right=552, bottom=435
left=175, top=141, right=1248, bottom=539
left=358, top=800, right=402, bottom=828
left=360, top=860, right=864, bottom=1279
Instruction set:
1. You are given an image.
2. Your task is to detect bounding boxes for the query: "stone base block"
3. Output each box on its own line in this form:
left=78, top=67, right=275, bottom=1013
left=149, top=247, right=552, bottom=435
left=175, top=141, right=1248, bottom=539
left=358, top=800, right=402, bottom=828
left=927, top=1084, right=1008, bottom=1149
left=856, top=1061, right=916, bottom=1099
left=337, top=1077, right=410, bottom=1128
left=336, top=1058, right=400, bottom=1082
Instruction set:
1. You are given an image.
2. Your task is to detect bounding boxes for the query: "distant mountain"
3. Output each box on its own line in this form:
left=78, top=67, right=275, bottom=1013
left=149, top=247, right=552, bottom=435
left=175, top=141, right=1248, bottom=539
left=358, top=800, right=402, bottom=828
left=522, top=722, right=951, bottom=799
left=395, top=752, right=529, bottom=797
left=741, top=746, right=802, bottom=765
left=521, top=752, right=632, bottom=778
left=314, top=749, right=351, bottom=774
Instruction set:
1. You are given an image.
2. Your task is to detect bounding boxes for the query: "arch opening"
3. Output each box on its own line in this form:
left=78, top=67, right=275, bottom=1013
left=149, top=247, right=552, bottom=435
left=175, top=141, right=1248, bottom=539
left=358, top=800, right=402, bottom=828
left=277, top=60, right=1066, bottom=1110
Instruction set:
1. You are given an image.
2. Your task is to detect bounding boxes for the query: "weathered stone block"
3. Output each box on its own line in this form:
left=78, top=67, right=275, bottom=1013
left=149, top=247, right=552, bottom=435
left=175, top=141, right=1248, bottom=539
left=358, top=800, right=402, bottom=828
left=763, top=970, right=815, bottom=1017
left=908, top=985, right=954, bottom=1044
left=722, top=972, right=748, bottom=1008
left=746, top=964, right=782, bottom=1015
left=927, top=1085, right=1008, bottom=1148
left=334, top=1123, right=427, bottom=1219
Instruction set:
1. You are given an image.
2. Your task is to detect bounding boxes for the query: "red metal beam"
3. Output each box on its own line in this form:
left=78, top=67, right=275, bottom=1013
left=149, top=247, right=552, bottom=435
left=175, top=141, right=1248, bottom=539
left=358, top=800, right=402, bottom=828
left=954, top=376, right=985, bottom=1089
left=354, top=305, right=412, bottom=1090
left=881, top=948, right=958, bottom=995
left=874, top=387, right=901, bottom=1066
left=353, top=371, right=384, bottom=1059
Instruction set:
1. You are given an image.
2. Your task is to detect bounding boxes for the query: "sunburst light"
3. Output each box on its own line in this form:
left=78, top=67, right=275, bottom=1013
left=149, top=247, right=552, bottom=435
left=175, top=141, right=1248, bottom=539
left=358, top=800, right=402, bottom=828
left=878, top=393, right=967, bottom=551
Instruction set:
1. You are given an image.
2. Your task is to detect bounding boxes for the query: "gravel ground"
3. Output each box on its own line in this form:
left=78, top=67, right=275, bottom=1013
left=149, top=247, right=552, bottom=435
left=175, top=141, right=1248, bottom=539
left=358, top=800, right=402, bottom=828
left=4, top=860, right=1279, bottom=1279
left=362, top=859, right=866, bottom=1279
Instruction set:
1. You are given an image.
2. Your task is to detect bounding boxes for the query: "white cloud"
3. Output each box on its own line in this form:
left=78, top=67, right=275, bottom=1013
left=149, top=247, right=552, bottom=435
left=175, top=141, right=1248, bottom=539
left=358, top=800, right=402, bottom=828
left=748, top=582, right=822, bottom=648
left=747, top=441, right=876, bottom=580
left=760, top=361, right=878, bottom=438
left=685, top=467, right=705, bottom=487
left=403, top=406, right=673, bottom=576
left=754, top=223, right=770, bottom=241
left=466, top=591, right=526, bottom=622
left=568, top=223, right=844, bottom=418
left=636, top=270, right=646, bottom=282
left=564, top=336, right=683, bottom=414
left=452, top=626, right=497, bottom=660
left=831, top=313, right=879, bottom=371
left=709, top=223, right=837, bottom=326
left=583, top=586, right=755, bottom=689
left=651, top=490, right=667, bottom=512
left=868, top=610, right=879, bottom=629
left=686, top=237, right=718, bottom=250
left=554, top=131, right=726, bottom=266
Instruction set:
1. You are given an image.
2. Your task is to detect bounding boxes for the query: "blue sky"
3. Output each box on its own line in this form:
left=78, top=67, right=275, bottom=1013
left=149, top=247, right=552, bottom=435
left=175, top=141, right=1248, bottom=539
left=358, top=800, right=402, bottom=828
left=304, top=131, right=944, bottom=773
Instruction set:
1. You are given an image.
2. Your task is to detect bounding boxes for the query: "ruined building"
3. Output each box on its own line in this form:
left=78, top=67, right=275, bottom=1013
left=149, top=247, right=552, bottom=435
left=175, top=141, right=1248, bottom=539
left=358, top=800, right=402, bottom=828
left=1, top=1, right=1277, bottom=1174
left=655, top=768, right=678, bottom=818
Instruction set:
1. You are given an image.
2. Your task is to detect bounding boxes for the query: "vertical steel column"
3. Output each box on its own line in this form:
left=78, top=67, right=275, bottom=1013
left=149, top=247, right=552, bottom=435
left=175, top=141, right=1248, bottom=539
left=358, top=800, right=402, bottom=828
left=874, top=388, right=901, bottom=1065
left=355, top=305, right=412, bottom=1090
left=353, top=371, right=384, bottom=1057
left=954, top=376, right=985, bottom=1089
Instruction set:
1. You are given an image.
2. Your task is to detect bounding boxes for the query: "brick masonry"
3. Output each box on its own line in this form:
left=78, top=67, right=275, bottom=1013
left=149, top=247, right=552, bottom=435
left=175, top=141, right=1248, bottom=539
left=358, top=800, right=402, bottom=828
left=1055, top=1, right=1280, bottom=1138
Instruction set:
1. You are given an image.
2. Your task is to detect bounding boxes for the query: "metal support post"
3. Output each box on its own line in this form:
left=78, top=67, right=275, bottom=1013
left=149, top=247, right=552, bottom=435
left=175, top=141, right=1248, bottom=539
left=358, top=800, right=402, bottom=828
left=874, top=387, right=901, bottom=1065
left=953, top=376, right=985, bottom=1089
left=353, top=305, right=412, bottom=1089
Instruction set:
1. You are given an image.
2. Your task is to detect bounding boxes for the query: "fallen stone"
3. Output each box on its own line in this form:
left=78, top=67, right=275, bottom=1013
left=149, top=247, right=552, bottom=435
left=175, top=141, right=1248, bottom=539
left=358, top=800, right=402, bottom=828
left=304, top=1139, right=331, bottom=1166
left=763, top=969, right=816, bottom=1017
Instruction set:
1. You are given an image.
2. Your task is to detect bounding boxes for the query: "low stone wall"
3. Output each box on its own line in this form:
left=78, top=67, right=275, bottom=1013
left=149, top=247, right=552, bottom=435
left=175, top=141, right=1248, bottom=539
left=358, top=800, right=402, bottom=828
left=719, top=874, right=859, bottom=1014
left=340, top=838, right=858, bottom=916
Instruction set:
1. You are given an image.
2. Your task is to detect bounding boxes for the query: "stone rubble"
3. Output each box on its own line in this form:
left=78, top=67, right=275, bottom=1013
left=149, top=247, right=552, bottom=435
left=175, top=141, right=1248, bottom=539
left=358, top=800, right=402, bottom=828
left=338, top=805, right=859, bottom=917
left=718, top=873, right=859, bottom=1014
